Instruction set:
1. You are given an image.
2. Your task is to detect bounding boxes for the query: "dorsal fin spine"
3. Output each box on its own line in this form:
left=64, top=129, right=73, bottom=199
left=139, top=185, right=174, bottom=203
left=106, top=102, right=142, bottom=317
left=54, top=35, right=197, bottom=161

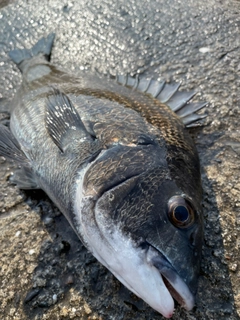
left=116, top=74, right=208, bottom=127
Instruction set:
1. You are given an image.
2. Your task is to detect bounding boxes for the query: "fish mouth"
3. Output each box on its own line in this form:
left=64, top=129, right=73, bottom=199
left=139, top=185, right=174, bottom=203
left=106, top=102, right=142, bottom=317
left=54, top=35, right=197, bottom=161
left=163, top=276, right=188, bottom=308
left=147, top=244, right=195, bottom=312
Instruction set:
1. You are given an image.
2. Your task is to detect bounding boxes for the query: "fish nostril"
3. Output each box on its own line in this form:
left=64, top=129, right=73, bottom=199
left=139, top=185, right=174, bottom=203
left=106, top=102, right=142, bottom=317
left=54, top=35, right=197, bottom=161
left=189, top=232, right=196, bottom=247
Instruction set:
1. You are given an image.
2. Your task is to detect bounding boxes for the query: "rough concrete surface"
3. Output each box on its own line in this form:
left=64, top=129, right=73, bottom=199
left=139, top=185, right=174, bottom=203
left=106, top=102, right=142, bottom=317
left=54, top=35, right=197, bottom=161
left=0, top=0, right=240, bottom=319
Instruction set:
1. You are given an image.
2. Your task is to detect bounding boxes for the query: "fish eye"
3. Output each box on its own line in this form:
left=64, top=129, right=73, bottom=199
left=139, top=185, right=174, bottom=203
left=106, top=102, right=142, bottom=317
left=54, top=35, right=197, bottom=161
left=168, top=196, right=195, bottom=228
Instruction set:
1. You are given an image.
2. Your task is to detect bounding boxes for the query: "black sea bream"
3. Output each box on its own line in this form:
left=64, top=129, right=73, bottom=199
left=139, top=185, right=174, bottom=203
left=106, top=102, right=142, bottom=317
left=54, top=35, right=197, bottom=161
left=0, top=34, right=207, bottom=318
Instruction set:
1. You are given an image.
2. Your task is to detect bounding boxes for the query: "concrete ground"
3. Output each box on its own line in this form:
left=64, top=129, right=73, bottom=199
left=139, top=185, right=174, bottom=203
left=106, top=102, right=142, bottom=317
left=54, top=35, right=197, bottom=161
left=0, top=0, right=240, bottom=319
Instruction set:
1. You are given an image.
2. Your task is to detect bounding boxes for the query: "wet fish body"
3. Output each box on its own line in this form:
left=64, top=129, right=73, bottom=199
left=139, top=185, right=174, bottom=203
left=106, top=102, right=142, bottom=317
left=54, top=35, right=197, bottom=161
left=0, top=34, right=205, bottom=318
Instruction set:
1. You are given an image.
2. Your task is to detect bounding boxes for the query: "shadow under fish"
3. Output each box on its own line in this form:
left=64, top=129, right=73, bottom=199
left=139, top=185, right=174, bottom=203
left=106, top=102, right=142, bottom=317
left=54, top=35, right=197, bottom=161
left=0, top=33, right=208, bottom=318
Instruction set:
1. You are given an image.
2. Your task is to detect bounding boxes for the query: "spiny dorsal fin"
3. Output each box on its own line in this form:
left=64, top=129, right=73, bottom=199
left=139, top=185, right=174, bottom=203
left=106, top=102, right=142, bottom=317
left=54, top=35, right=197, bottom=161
left=45, top=88, right=93, bottom=153
left=116, top=74, right=207, bottom=128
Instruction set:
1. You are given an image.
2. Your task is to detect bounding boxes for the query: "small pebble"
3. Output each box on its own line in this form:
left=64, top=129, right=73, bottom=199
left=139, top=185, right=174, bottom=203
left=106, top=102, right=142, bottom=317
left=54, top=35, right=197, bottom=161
left=229, top=263, right=238, bottom=272
left=44, top=217, right=53, bottom=225
left=24, top=289, right=40, bottom=303
left=52, top=294, right=57, bottom=304
left=199, top=47, right=211, bottom=53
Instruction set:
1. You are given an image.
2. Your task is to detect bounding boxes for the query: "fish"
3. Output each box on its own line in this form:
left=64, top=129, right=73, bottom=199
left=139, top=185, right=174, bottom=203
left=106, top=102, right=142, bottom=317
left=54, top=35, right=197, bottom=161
left=0, top=33, right=206, bottom=318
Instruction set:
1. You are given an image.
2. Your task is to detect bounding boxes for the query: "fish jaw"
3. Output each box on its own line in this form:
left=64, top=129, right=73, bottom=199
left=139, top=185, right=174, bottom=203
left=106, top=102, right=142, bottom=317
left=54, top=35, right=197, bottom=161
left=147, top=245, right=195, bottom=311
left=91, top=229, right=176, bottom=318
left=72, top=169, right=195, bottom=318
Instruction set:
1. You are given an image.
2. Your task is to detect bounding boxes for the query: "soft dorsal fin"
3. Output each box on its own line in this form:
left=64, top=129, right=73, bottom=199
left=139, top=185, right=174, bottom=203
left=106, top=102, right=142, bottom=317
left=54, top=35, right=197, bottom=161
left=116, top=74, right=207, bottom=127
left=45, top=89, right=94, bottom=153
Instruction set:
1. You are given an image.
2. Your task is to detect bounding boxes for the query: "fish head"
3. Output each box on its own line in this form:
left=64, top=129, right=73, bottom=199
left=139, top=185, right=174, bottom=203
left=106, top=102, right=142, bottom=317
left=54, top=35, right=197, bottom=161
left=73, top=137, right=203, bottom=318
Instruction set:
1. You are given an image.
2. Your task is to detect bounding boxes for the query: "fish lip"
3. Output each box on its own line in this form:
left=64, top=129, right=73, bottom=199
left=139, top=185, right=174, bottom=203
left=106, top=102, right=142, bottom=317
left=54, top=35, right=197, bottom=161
left=161, top=275, right=189, bottom=310
left=147, top=243, right=195, bottom=311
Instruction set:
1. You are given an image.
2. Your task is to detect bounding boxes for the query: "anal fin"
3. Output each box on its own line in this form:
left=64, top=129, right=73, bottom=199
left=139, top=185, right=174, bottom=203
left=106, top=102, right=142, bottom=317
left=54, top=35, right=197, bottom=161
left=0, top=124, right=38, bottom=189
left=0, top=124, right=29, bottom=164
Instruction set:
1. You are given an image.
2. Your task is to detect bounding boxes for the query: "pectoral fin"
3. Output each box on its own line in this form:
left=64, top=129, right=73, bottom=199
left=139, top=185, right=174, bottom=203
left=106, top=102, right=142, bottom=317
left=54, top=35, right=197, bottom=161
left=45, top=89, right=102, bottom=160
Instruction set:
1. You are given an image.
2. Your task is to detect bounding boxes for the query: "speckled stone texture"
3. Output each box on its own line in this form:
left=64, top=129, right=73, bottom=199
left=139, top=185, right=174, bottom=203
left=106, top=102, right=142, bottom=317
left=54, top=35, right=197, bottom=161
left=0, top=0, right=240, bottom=319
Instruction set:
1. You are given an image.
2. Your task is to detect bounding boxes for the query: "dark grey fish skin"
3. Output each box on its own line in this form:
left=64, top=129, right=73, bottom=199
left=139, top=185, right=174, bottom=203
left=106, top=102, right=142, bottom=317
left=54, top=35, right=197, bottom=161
left=0, top=34, right=205, bottom=318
